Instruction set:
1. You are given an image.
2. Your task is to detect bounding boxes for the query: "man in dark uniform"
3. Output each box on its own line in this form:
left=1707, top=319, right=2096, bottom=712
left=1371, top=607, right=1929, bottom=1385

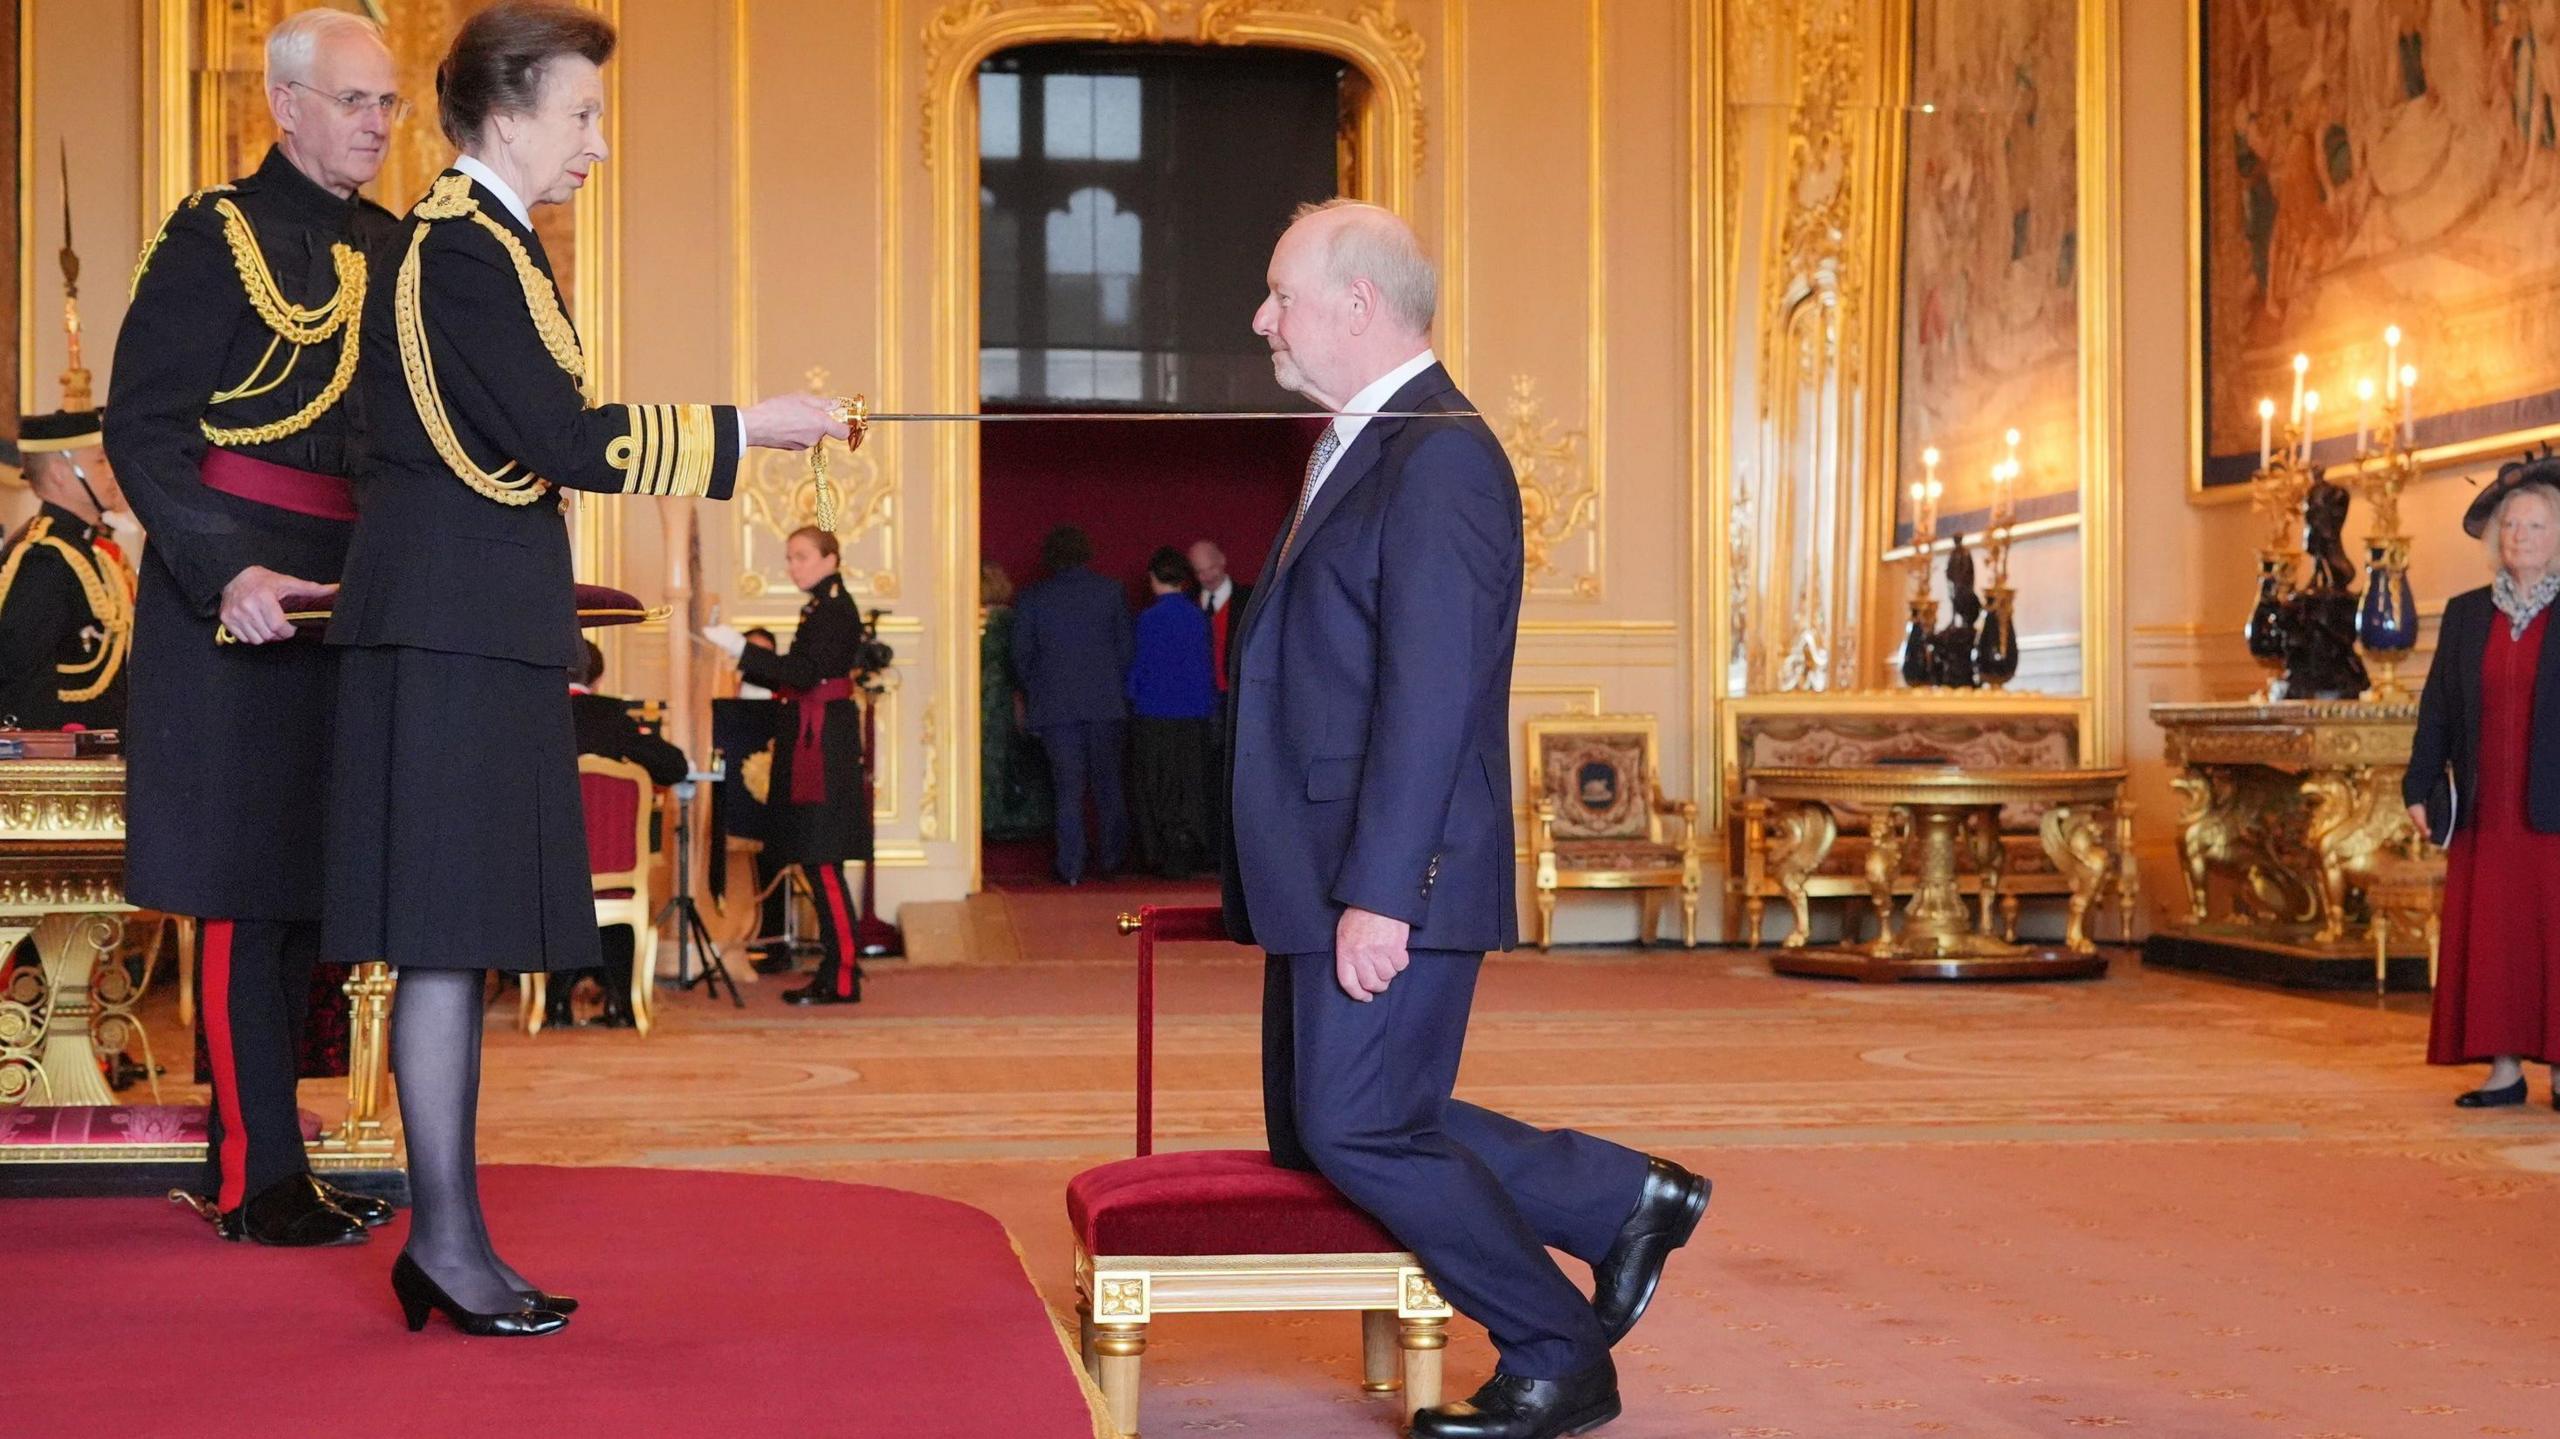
left=103, top=7, right=405, bottom=1246
left=552, top=640, right=687, bottom=1028
left=0, top=410, right=134, bottom=731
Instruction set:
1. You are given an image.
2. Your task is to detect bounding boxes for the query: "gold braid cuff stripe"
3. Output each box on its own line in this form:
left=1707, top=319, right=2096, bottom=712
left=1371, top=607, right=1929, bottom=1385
left=395, top=176, right=591, bottom=507
left=0, top=518, right=132, bottom=702
left=608, top=404, right=721, bottom=498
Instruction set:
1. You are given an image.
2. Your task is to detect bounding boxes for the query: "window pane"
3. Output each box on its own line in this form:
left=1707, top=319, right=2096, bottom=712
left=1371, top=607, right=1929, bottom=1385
left=980, top=347, right=1021, bottom=399
left=1094, top=75, right=1142, bottom=160
left=980, top=73, right=1021, bottom=160
left=1043, top=74, right=1093, bottom=159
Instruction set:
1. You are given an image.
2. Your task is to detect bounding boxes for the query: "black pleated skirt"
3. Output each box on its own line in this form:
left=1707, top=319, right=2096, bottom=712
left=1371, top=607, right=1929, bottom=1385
left=322, top=644, right=601, bottom=973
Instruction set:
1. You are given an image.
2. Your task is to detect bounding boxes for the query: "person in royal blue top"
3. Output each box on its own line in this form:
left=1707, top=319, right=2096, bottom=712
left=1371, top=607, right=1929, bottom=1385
left=1127, top=546, right=1220, bottom=876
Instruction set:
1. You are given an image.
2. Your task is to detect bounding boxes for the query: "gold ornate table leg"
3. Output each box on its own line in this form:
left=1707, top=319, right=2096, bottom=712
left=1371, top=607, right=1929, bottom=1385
left=1767, top=802, right=1838, bottom=949
left=1864, top=807, right=1911, bottom=955
left=1964, top=809, right=2006, bottom=935
left=313, top=961, right=399, bottom=1163
left=2041, top=804, right=2115, bottom=956
left=6, top=913, right=129, bottom=1108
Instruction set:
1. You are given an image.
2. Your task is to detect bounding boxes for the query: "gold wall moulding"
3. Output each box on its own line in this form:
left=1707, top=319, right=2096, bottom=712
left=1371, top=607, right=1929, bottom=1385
left=921, top=0, right=1427, bottom=190
left=1497, top=375, right=1599, bottom=599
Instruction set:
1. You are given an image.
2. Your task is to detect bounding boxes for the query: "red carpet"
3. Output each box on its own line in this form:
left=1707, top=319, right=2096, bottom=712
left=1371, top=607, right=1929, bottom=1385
left=7, top=1165, right=1106, bottom=1439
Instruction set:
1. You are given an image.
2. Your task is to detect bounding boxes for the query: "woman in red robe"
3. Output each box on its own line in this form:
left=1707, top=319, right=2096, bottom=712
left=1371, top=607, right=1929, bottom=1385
left=2405, top=460, right=2560, bottom=1108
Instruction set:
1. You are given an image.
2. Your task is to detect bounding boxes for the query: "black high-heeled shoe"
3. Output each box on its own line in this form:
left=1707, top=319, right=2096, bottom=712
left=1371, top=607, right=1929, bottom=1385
left=2455, top=1078, right=2528, bottom=1108
left=392, top=1253, right=569, bottom=1336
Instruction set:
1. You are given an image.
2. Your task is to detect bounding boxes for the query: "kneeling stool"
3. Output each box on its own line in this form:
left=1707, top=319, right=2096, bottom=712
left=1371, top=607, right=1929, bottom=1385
left=1065, top=904, right=1453, bottom=1438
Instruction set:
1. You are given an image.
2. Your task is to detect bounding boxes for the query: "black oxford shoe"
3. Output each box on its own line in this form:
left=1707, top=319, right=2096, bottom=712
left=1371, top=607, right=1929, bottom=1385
left=782, top=977, right=860, bottom=1006
left=307, top=1173, right=396, bottom=1229
left=1593, top=1157, right=1711, bottom=1345
left=1411, top=1360, right=1621, bottom=1439
left=220, top=1172, right=370, bottom=1247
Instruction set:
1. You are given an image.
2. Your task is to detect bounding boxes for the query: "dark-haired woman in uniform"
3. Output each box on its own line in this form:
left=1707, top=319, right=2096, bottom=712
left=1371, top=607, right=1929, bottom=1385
left=326, top=0, right=845, bottom=1335
left=703, top=526, right=875, bottom=1005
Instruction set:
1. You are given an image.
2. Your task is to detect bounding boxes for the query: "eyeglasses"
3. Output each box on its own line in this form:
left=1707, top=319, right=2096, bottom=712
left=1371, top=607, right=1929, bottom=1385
left=288, top=81, right=414, bottom=123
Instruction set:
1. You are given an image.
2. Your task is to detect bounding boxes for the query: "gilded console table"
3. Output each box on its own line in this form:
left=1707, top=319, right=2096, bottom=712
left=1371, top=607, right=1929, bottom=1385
left=2148, top=701, right=2426, bottom=981
left=1748, top=765, right=2131, bottom=981
left=0, top=757, right=396, bottom=1182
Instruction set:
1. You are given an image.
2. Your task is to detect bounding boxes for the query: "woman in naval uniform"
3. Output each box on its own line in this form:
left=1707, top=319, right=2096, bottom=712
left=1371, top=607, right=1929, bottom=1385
left=325, top=1, right=844, bottom=1336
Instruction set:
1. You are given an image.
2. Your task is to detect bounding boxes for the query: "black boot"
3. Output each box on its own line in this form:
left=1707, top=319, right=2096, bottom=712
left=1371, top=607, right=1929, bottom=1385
left=1412, top=1360, right=1621, bottom=1439
left=219, top=1171, right=370, bottom=1247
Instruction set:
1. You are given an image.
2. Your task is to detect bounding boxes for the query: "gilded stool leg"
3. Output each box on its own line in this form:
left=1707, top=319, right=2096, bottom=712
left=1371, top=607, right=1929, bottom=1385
left=520, top=974, right=547, bottom=1035
left=2426, top=913, right=2441, bottom=989
left=1095, top=1322, right=1147, bottom=1437
left=175, top=916, right=198, bottom=1031
left=1077, top=1295, right=1098, bottom=1374
left=2373, top=911, right=2390, bottom=996
left=1637, top=890, right=1661, bottom=947
left=1361, top=1311, right=1401, bottom=1392
left=1536, top=888, right=1556, bottom=950
left=1399, top=1316, right=1448, bottom=1413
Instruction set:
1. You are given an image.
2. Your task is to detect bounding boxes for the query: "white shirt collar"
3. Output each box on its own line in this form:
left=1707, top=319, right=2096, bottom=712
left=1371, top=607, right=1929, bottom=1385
left=1309, top=348, right=1438, bottom=497
left=454, top=154, right=533, bottom=230
left=1201, top=577, right=1234, bottom=610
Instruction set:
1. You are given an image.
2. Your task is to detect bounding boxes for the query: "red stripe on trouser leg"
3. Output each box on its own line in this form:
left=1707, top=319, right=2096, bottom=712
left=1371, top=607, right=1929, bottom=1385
left=200, top=920, right=250, bottom=1212
left=818, top=865, right=858, bottom=997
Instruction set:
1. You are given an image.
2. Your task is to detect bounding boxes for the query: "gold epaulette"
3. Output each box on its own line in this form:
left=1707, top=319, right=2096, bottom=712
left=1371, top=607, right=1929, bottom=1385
left=127, top=183, right=234, bottom=300
left=395, top=173, right=596, bottom=506
left=0, top=518, right=133, bottom=703
left=608, top=406, right=724, bottom=498
left=199, top=198, right=367, bottom=447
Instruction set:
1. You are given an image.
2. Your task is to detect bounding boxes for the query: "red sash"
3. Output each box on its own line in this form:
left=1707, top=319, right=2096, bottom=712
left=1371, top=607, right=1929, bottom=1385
left=777, top=678, right=854, bottom=804
left=200, top=448, right=358, bottom=522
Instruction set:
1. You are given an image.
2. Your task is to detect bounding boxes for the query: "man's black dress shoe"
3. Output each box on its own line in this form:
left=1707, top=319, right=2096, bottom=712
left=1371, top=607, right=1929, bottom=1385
left=782, top=977, right=860, bottom=1006
left=219, top=1171, right=370, bottom=1247
left=1412, top=1361, right=1621, bottom=1439
left=2455, top=1078, right=2528, bottom=1107
left=1593, top=1157, right=1711, bottom=1345
left=306, top=1173, right=395, bottom=1228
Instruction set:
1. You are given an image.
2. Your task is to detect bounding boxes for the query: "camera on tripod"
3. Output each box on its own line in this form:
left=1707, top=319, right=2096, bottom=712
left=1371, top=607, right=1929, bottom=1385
left=850, top=609, right=896, bottom=693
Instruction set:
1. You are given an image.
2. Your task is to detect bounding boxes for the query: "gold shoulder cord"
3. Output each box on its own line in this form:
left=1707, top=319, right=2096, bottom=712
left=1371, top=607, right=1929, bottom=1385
left=197, top=198, right=366, bottom=447
left=127, top=184, right=233, bottom=300
left=0, top=518, right=133, bottom=703
left=395, top=174, right=593, bottom=506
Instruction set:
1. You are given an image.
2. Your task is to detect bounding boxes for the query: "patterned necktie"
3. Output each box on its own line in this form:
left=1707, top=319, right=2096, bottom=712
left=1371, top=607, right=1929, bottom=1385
left=1279, top=425, right=1342, bottom=563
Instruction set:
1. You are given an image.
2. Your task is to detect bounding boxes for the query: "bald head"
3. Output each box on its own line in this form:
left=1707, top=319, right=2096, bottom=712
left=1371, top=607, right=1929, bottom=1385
left=1252, top=200, right=1436, bottom=410
left=1187, top=539, right=1228, bottom=591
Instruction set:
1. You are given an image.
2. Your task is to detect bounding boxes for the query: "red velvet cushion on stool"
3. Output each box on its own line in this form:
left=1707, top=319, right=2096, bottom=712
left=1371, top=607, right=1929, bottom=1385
left=1068, top=1148, right=1402, bottom=1257
left=0, top=1105, right=324, bottom=1147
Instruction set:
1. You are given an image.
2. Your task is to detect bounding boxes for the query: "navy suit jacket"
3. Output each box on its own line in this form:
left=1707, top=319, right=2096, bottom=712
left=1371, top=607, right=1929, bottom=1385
left=1011, top=565, right=1133, bottom=729
left=1221, top=363, right=1523, bottom=957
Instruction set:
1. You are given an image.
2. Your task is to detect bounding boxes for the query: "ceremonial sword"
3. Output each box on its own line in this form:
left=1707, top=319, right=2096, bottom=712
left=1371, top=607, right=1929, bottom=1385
left=808, top=396, right=1478, bottom=527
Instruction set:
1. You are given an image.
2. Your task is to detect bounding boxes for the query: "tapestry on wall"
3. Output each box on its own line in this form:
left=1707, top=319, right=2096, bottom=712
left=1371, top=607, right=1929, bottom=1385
left=2199, top=0, right=2560, bottom=488
left=1895, top=0, right=2080, bottom=543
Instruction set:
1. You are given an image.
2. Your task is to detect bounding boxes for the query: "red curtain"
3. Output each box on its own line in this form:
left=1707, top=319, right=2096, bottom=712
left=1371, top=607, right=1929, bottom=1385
left=979, top=415, right=1324, bottom=605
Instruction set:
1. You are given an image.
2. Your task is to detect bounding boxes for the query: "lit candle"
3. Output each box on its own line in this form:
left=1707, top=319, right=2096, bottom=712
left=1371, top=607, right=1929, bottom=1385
left=2355, top=377, right=2375, bottom=455
left=2399, top=365, right=2417, bottom=446
left=1910, top=480, right=1930, bottom=544
left=2259, top=398, right=2275, bottom=469
left=2301, top=390, right=2320, bottom=465
left=2291, top=352, right=2310, bottom=425
left=1925, top=479, right=1943, bottom=541
left=2385, top=325, right=2401, bottom=401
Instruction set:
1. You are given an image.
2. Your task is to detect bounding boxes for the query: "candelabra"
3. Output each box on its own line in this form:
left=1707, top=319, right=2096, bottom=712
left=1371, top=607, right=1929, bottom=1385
left=1975, top=443, right=2021, bottom=690
left=2343, top=369, right=2420, bottom=702
left=2244, top=408, right=2315, bottom=701
left=1900, top=454, right=1943, bottom=688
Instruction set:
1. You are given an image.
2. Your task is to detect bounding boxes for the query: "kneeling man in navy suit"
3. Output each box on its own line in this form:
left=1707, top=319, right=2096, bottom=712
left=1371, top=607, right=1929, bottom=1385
left=1222, top=199, right=1712, bottom=1439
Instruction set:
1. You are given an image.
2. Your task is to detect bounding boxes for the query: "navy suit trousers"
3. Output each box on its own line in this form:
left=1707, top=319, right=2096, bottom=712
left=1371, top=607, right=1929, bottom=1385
left=1262, top=949, right=1649, bottom=1378
left=1036, top=719, right=1128, bottom=883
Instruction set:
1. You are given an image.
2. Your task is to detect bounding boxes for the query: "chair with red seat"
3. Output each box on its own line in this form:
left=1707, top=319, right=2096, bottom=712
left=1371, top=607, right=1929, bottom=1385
left=1065, top=904, right=1452, bottom=1438
left=520, top=756, right=660, bottom=1036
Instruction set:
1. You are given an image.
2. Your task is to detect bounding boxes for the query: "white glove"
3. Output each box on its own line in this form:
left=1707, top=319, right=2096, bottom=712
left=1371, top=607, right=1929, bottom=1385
left=101, top=508, right=144, bottom=549
left=700, top=623, right=747, bottom=660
